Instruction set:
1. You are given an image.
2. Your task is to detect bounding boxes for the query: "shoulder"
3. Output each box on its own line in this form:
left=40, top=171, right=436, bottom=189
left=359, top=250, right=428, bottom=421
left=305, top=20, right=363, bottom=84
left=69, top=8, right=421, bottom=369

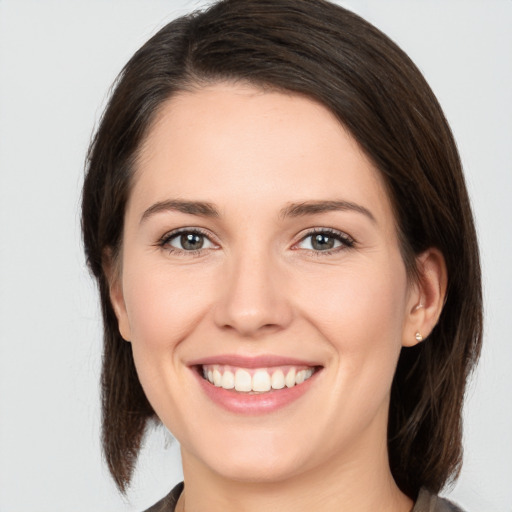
left=413, top=488, right=466, bottom=512
left=143, top=482, right=184, bottom=512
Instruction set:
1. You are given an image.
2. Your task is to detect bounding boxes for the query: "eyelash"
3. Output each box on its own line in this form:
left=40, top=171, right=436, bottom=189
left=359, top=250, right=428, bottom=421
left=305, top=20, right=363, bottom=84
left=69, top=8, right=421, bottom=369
left=157, top=228, right=217, bottom=256
left=294, top=228, right=355, bottom=256
left=156, top=227, right=355, bottom=256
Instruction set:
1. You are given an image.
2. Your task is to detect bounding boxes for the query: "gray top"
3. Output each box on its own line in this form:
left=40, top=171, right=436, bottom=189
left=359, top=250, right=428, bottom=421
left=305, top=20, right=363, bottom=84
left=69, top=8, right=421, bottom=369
left=413, top=488, right=465, bottom=512
left=144, top=482, right=465, bottom=512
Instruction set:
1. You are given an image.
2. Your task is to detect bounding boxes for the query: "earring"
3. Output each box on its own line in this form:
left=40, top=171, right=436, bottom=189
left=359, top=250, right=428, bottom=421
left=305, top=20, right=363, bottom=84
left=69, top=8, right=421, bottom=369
left=415, top=331, right=423, bottom=342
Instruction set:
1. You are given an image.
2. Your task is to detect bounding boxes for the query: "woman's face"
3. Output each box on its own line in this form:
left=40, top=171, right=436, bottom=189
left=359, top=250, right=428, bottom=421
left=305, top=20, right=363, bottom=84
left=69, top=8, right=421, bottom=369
left=111, top=83, right=423, bottom=484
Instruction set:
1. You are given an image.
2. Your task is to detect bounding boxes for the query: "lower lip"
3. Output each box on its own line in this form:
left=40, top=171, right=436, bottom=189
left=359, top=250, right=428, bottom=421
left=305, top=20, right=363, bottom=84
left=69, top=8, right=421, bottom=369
left=193, top=368, right=320, bottom=415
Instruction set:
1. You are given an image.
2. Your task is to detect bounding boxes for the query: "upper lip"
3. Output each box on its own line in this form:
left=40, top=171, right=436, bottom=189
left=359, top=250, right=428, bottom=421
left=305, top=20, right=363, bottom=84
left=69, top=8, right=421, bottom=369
left=188, top=354, right=322, bottom=369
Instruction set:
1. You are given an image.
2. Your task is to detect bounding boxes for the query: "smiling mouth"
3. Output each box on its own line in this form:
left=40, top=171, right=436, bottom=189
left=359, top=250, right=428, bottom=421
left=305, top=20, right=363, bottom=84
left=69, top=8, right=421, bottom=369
left=198, top=364, right=320, bottom=394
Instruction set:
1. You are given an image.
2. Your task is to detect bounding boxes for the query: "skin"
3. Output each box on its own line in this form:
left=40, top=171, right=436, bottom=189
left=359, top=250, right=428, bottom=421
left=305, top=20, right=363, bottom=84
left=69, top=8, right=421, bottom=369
left=109, top=83, right=446, bottom=512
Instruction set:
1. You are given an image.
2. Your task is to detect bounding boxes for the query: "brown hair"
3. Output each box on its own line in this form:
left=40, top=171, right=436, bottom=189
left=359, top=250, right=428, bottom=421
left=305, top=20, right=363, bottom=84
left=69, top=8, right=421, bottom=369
left=82, top=0, right=482, bottom=497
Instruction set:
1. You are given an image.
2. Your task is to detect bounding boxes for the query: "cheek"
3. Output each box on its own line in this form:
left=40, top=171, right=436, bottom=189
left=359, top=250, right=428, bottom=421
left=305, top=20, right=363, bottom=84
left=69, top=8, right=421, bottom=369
left=121, top=262, right=216, bottom=423
left=300, top=257, right=407, bottom=330
left=295, top=256, right=408, bottom=386
left=122, top=261, right=213, bottom=357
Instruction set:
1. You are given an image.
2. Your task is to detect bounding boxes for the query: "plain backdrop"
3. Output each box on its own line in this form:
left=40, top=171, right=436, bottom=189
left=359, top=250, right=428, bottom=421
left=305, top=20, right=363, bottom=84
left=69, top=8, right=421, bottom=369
left=0, top=1, right=511, bottom=511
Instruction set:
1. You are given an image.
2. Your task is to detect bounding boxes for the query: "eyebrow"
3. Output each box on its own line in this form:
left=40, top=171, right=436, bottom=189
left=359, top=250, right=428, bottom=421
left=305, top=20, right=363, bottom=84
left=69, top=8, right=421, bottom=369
left=140, top=199, right=220, bottom=224
left=140, top=198, right=376, bottom=224
left=280, top=200, right=376, bottom=223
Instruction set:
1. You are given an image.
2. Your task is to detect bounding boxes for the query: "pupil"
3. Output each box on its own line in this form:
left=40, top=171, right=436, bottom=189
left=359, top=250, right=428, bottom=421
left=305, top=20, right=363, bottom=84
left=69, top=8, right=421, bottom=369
left=181, top=233, right=203, bottom=250
left=312, top=233, right=334, bottom=250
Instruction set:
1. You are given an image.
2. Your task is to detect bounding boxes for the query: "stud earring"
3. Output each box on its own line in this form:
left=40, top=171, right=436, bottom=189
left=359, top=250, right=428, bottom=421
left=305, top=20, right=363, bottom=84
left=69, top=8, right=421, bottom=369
left=415, top=331, right=423, bottom=342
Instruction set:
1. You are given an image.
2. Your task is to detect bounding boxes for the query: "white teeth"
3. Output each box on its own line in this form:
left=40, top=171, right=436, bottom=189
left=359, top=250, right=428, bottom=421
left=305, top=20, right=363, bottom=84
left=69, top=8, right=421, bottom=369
left=221, top=370, right=235, bottom=389
left=252, top=370, right=271, bottom=392
left=295, top=370, right=305, bottom=385
left=203, top=365, right=316, bottom=393
left=285, top=368, right=296, bottom=388
left=213, top=369, right=222, bottom=387
left=271, top=370, right=285, bottom=390
left=234, top=369, right=252, bottom=392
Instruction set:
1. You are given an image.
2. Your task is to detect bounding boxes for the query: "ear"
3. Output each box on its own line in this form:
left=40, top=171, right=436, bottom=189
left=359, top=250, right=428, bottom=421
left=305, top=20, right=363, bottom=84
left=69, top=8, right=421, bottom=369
left=103, top=249, right=132, bottom=342
left=402, top=248, right=447, bottom=347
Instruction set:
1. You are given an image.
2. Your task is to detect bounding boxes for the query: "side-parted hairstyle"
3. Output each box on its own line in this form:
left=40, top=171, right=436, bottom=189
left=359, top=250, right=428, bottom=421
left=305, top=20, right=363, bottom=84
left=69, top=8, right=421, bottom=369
left=82, top=0, right=482, bottom=498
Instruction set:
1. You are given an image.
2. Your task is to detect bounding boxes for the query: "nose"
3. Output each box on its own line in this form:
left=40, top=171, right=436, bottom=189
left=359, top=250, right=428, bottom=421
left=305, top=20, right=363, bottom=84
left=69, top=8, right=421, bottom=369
left=213, top=249, right=293, bottom=338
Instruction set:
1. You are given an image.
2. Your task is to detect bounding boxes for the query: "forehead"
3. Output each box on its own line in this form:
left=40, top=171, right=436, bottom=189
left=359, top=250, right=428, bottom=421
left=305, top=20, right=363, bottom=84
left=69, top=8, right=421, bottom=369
left=130, top=83, right=394, bottom=227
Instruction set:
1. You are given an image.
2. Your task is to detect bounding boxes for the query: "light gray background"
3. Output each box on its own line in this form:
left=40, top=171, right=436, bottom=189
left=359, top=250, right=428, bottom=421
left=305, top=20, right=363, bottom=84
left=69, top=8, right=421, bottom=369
left=0, top=1, right=511, bottom=511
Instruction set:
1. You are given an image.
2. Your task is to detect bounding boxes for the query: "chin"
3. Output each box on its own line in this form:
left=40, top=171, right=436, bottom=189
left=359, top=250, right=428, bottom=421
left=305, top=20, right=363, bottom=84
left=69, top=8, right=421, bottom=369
left=181, top=425, right=315, bottom=485
left=209, top=454, right=306, bottom=485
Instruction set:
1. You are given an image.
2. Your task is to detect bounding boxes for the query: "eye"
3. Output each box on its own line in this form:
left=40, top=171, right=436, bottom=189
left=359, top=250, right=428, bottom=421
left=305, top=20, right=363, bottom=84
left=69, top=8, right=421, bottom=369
left=160, top=229, right=217, bottom=253
left=296, top=229, right=354, bottom=252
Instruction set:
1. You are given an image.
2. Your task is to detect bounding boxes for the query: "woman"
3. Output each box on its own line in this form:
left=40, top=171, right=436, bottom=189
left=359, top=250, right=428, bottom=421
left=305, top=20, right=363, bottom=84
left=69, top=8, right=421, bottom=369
left=81, top=1, right=482, bottom=510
